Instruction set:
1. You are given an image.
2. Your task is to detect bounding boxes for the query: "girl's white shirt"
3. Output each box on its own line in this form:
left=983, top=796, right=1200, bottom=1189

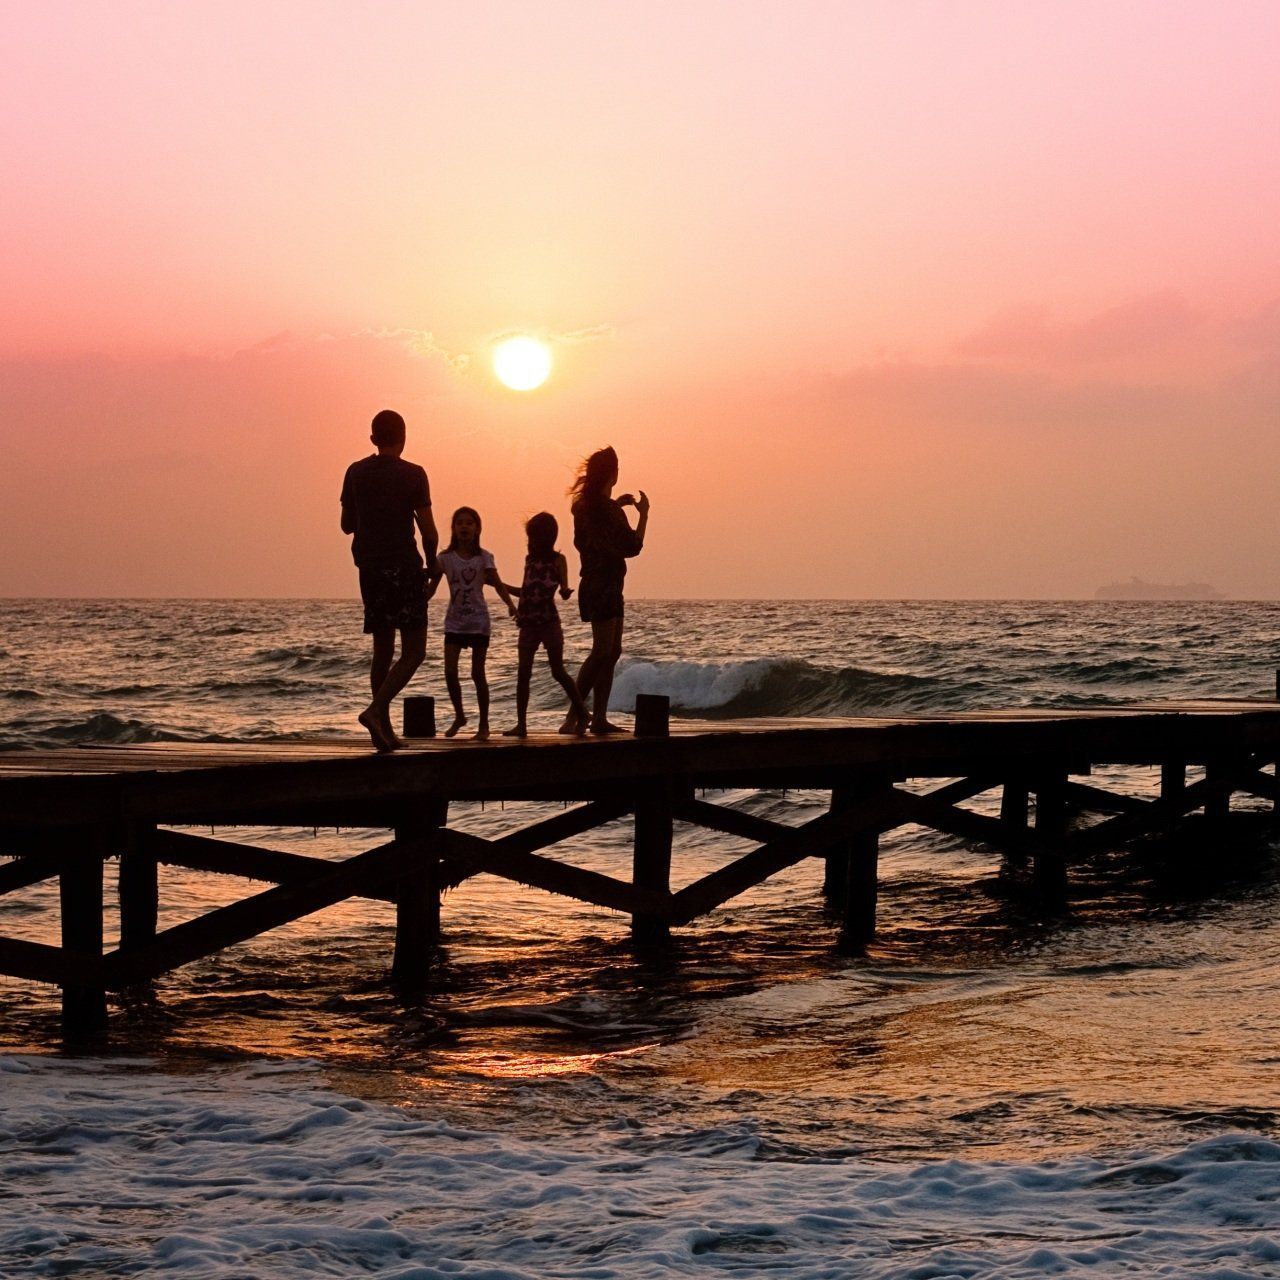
left=439, top=549, right=496, bottom=635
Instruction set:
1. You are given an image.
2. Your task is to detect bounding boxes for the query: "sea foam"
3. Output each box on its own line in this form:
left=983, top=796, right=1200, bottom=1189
left=1, top=1055, right=1276, bottom=1278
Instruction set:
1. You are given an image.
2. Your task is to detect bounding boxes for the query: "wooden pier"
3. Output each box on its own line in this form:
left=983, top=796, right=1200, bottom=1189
left=2, top=695, right=1279, bottom=1039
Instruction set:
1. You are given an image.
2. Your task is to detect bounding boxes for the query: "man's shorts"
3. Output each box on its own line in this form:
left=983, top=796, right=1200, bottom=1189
left=359, top=562, right=427, bottom=635
left=578, top=577, right=625, bottom=624
left=517, top=618, right=564, bottom=655
left=443, top=632, right=490, bottom=653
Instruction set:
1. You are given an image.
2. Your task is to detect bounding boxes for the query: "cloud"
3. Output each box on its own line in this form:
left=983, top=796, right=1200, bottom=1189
left=956, top=291, right=1204, bottom=365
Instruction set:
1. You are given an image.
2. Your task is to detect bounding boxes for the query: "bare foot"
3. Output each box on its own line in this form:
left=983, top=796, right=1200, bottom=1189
left=445, top=715, right=467, bottom=738
left=502, top=724, right=527, bottom=739
left=474, top=722, right=491, bottom=741
left=589, top=719, right=626, bottom=736
left=378, top=707, right=404, bottom=750
left=558, top=710, right=583, bottom=734
left=358, top=707, right=395, bottom=753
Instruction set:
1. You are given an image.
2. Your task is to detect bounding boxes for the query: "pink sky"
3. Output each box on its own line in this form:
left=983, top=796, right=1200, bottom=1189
left=2, top=0, right=1278, bottom=597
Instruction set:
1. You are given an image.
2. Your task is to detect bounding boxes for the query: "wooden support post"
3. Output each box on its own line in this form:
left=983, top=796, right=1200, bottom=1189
left=1160, top=759, right=1186, bottom=806
left=1032, top=771, right=1069, bottom=898
left=1203, top=758, right=1231, bottom=824
left=391, top=798, right=448, bottom=987
left=824, top=782, right=855, bottom=903
left=839, top=828, right=879, bottom=951
left=632, top=777, right=674, bottom=943
left=59, top=830, right=107, bottom=1040
left=999, top=778, right=1030, bottom=867
left=828, top=780, right=882, bottom=948
left=118, top=823, right=158, bottom=957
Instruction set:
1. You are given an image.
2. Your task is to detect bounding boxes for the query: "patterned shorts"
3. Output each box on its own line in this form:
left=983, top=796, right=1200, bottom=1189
left=517, top=618, right=564, bottom=654
left=358, top=562, right=427, bottom=634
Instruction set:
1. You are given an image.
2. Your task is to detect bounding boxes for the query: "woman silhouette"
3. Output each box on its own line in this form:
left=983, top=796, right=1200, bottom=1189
left=565, top=446, right=650, bottom=734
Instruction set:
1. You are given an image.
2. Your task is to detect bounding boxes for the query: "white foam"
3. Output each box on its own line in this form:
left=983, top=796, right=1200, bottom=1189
left=609, top=658, right=779, bottom=712
left=2, top=1055, right=1276, bottom=1278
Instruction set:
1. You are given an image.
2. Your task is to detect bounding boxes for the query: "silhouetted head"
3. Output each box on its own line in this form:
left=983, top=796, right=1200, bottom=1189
left=446, top=506, right=483, bottom=553
left=569, top=446, right=619, bottom=505
left=525, top=512, right=558, bottom=557
left=370, top=409, right=406, bottom=453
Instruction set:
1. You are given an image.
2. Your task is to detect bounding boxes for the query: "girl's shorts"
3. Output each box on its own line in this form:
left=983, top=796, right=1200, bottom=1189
left=517, top=619, right=564, bottom=654
left=444, top=632, right=490, bottom=652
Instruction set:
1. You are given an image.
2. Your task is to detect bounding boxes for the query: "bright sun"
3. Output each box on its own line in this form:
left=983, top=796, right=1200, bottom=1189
left=493, top=336, right=552, bottom=391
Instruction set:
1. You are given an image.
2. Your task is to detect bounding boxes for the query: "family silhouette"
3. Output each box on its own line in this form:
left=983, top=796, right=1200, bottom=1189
left=339, top=411, right=649, bottom=752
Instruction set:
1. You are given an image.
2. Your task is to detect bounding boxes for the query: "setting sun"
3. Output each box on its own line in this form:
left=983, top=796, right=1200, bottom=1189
left=492, top=336, right=551, bottom=391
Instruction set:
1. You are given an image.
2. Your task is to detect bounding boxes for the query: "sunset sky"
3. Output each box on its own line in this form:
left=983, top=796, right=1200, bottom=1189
left=2, top=0, right=1278, bottom=598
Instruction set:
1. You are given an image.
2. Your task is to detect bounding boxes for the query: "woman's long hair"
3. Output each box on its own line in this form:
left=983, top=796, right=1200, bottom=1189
left=568, top=446, right=618, bottom=508
left=445, top=505, right=483, bottom=553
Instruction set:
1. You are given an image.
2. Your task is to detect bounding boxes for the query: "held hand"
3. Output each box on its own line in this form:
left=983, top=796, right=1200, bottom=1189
left=559, top=587, right=574, bottom=600
left=635, top=489, right=650, bottom=516
left=507, top=603, right=518, bottom=618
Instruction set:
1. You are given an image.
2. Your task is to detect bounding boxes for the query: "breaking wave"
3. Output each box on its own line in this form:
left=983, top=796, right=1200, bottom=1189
left=609, top=657, right=973, bottom=718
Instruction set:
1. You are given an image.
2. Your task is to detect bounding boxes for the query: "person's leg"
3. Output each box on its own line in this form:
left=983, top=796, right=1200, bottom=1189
left=361, top=626, right=425, bottom=751
left=547, top=641, right=588, bottom=733
left=562, top=620, right=608, bottom=732
left=442, top=642, right=467, bottom=736
left=471, top=645, right=490, bottom=739
left=369, top=627, right=395, bottom=699
left=589, top=617, right=625, bottom=734
left=505, top=647, right=535, bottom=737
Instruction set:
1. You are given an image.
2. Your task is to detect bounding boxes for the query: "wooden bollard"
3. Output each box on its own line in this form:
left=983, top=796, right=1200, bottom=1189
left=403, top=695, right=436, bottom=738
left=634, top=693, right=670, bottom=738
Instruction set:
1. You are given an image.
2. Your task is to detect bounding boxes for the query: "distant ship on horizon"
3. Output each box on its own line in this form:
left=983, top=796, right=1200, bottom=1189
left=1094, top=577, right=1226, bottom=601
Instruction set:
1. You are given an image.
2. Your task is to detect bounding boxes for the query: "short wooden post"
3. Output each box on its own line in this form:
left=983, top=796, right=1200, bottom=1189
left=632, top=777, right=674, bottom=943
left=403, top=695, right=436, bottom=738
left=1032, top=771, right=1069, bottom=897
left=118, top=822, right=158, bottom=956
left=391, top=798, right=448, bottom=987
left=634, top=694, right=670, bottom=738
left=60, top=829, right=108, bottom=1040
left=1274, top=668, right=1279, bottom=701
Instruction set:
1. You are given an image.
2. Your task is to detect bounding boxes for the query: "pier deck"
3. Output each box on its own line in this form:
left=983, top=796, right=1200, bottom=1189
left=3, top=697, right=1279, bottom=1038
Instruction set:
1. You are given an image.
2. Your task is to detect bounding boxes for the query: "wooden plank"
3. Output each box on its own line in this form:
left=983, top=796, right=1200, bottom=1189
left=101, top=836, right=428, bottom=987
left=670, top=790, right=905, bottom=925
left=0, top=935, right=102, bottom=987
left=148, top=828, right=394, bottom=902
left=437, top=829, right=671, bottom=919
left=675, top=797, right=788, bottom=846
left=493, top=798, right=633, bottom=855
left=1063, top=780, right=1149, bottom=816
left=893, top=788, right=1036, bottom=855
left=0, top=854, right=66, bottom=895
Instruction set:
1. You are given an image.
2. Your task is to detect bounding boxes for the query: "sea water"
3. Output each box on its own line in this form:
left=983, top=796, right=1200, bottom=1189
left=0, top=599, right=1277, bottom=1276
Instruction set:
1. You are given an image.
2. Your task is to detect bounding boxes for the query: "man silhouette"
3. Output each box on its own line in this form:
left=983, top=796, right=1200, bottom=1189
left=340, top=409, right=438, bottom=752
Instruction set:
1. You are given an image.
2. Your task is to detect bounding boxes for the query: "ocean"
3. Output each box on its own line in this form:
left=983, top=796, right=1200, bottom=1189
left=1, top=598, right=1278, bottom=1277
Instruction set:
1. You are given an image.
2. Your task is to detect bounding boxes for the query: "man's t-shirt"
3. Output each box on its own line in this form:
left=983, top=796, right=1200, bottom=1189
left=340, top=455, right=431, bottom=568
